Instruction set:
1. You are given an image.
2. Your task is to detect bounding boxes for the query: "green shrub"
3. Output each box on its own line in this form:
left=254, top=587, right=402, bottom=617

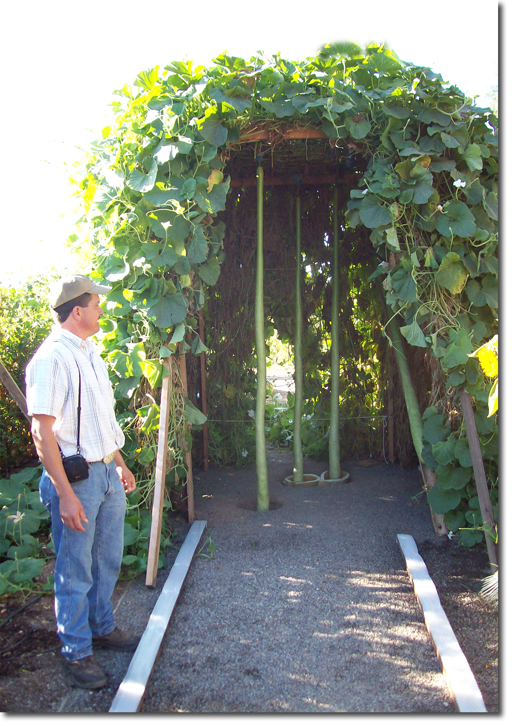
left=0, top=276, right=55, bottom=476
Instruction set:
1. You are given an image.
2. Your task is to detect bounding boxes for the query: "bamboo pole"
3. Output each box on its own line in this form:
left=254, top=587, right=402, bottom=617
left=329, top=189, right=341, bottom=480
left=178, top=353, right=195, bottom=523
left=293, top=195, right=304, bottom=482
left=255, top=165, right=269, bottom=511
left=460, top=390, right=498, bottom=570
left=146, top=358, right=172, bottom=588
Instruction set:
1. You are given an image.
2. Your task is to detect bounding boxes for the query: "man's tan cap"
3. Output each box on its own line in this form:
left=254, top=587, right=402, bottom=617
left=49, top=274, right=112, bottom=309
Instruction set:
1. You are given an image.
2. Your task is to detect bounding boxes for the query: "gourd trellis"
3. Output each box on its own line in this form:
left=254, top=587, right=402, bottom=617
left=74, top=45, right=498, bottom=579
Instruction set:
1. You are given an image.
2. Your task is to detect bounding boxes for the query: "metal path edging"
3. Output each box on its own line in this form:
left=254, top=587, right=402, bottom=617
left=397, top=533, right=487, bottom=713
left=110, top=520, right=207, bottom=713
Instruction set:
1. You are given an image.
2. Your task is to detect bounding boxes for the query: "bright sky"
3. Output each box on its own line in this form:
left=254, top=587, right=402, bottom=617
left=0, top=0, right=499, bottom=287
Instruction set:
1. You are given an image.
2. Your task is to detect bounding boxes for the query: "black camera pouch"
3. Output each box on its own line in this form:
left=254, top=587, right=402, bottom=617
left=61, top=453, right=90, bottom=484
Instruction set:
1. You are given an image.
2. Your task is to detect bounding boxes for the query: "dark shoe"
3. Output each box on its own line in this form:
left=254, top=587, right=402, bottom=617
left=92, top=627, right=140, bottom=652
left=63, top=655, right=107, bottom=689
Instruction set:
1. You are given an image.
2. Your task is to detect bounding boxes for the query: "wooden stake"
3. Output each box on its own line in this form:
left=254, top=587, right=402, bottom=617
left=146, top=359, right=172, bottom=588
left=0, top=357, right=30, bottom=420
left=460, top=390, right=498, bottom=570
left=179, top=353, right=195, bottom=523
left=387, top=349, right=395, bottom=464
left=199, top=312, right=209, bottom=471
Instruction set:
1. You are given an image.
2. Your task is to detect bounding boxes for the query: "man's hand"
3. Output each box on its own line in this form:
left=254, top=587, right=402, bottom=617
left=114, top=451, right=136, bottom=493
left=59, top=490, right=89, bottom=532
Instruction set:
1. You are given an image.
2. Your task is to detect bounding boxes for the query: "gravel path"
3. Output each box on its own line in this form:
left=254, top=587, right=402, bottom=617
left=138, top=451, right=455, bottom=713
left=53, top=449, right=462, bottom=714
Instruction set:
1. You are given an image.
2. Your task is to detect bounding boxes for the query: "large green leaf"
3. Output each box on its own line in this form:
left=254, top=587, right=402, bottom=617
left=431, top=437, right=457, bottom=466
left=260, top=97, right=294, bottom=118
left=143, top=185, right=181, bottom=206
left=465, top=275, right=498, bottom=309
left=412, top=175, right=435, bottom=204
left=426, top=486, right=462, bottom=514
left=0, top=557, right=45, bottom=584
left=483, top=191, right=498, bottom=220
left=462, top=144, right=483, bottom=172
left=187, top=225, right=208, bottom=264
left=454, top=437, right=473, bottom=468
left=435, top=463, right=473, bottom=490
left=194, top=179, right=230, bottom=214
left=140, top=359, right=163, bottom=388
left=169, top=215, right=192, bottom=252
left=210, top=87, right=252, bottom=113
left=400, top=321, right=427, bottom=347
left=422, top=412, right=450, bottom=445
left=441, top=329, right=473, bottom=369
left=345, top=115, right=371, bottom=139
left=0, top=480, right=26, bottom=506
left=104, top=256, right=130, bottom=282
left=147, top=293, right=188, bottom=328
left=184, top=398, right=207, bottom=426
left=127, top=159, right=158, bottom=193
left=137, top=403, right=160, bottom=434
left=198, top=257, right=221, bottom=286
left=390, top=266, right=417, bottom=303
left=436, top=201, right=476, bottom=238
left=0, top=505, right=45, bottom=538
left=198, top=118, right=228, bottom=147
left=359, top=195, right=393, bottom=229
left=436, top=252, right=468, bottom=294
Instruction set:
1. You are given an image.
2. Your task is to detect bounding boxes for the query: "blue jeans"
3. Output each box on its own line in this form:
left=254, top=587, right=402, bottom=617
left=39, top=461, right=127, bottom=661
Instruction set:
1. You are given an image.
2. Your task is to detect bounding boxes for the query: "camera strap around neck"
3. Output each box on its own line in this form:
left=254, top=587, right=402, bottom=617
left=58, top=360, right=82, bottom=459
left=75, top=361, right=82, bottom=455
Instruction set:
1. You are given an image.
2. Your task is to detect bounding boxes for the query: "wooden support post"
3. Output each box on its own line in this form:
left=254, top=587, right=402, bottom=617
left=146, top=359, right=172, bottom=588
left=198, top=312, right=209, bottom=471
left=460, top=390, right=498, bottom=571
left=387, top=349, right=395, bottom=464
left=178, top=353, right=195, bottom=523
left=0, top=358, right=30, bottom=420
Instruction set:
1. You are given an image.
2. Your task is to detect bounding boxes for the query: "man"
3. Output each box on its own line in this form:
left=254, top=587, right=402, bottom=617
left=26, top=274, right=140, bottom=690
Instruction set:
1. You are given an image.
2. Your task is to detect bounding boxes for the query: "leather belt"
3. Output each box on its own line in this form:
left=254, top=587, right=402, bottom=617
left=90, top=451, right=117, bottom=465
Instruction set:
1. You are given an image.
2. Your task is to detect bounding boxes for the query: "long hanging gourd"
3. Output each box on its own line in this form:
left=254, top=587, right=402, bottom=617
left=328, top=188, right=341, bottom=480
left=293, top=195, right=304, bottom=482
left=385, top=306, right=447, bottom=535
left=255, top=165, right=269, bottom=511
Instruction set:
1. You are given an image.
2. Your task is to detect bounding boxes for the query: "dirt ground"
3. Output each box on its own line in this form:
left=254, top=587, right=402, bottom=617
left=0, top=452, right=499, bottom=714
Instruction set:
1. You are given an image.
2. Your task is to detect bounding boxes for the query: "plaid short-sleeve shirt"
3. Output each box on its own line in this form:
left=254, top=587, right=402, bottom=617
left=26, top=327, right=125, bottom=462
